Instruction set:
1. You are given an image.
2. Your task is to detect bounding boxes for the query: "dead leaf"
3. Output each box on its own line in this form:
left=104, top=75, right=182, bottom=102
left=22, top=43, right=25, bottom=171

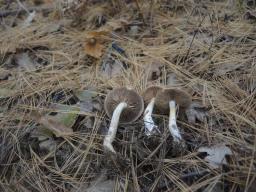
left=49, top=104, right=80, bottom=127
left=84, top=39, right=104, bottom=59
left=74, top=89, right=98, bottom=102
left=84, top=30, right=109, bottom=59
left=30, top=126, right=54, bottom=141
left=185, top=101, right=208, bottom=124
left=74, top=89, right=101, bottom=112
left=198, top=144, right=232, bottom=168
left=100, top=54, right=123, bottom=78
left=32, top=111, right=73, bottom=137
left=38, top=115, right=73, bottom=137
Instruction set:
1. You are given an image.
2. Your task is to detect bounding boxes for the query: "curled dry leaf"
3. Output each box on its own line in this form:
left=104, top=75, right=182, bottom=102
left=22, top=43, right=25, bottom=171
left=84, top=31, right=108, bottom=59
left=198, top=144, right=232, bottom=168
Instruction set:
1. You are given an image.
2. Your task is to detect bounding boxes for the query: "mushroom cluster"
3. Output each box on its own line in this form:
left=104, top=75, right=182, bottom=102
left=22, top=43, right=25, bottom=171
left=103, top=86, right=191, bottom=154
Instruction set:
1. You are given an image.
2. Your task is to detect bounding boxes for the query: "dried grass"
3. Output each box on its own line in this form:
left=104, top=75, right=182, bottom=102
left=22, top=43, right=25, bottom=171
left=0, top=0, right=255, bottom=191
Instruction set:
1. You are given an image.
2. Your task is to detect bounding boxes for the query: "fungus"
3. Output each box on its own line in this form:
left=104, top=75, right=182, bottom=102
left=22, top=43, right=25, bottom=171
left=104, top=87, right=144, bottom=153
left=142, top=86, right=162, bottom=136
left=155, top=88, right=191, bottom=143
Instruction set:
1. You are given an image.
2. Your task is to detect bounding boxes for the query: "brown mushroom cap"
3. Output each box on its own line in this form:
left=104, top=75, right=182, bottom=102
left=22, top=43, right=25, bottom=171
left=142, top=86, right=163, bottom=104
left=155, top=88, right=192, bottom=114
left=104, top=87, right=144, bottom=123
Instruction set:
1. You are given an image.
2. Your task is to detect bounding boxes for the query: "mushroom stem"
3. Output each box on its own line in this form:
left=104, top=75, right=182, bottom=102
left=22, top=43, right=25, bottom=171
left=169, top=100, right=182, bottom=142
left=103, top=102, right=127, bottom=153
left=143, top=98, right=158, bottom=135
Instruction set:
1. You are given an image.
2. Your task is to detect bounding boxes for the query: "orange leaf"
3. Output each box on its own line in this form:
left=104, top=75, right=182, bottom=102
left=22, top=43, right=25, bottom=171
left=84, top=30, right=108, bottom=59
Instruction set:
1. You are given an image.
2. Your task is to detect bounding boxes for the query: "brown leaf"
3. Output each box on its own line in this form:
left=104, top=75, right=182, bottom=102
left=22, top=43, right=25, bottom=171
left=84, top=31, right=108, bottom=59
left=84, top=39, right=104, bottom=59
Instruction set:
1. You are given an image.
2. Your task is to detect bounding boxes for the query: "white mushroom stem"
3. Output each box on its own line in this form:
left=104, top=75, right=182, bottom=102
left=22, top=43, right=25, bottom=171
left=143, top=98, right=158, bottom=136
left=169, top=100, right=182, bottom=142
left=103, top=102, right=127, bottom=153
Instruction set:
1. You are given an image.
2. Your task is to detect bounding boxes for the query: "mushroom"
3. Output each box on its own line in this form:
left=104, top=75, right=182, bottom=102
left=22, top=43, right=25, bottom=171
left=142, top=86, right=162, bottom=136
left=104, top=87, right=144, bottom=153
left=155, top=88, right=191, bottom=143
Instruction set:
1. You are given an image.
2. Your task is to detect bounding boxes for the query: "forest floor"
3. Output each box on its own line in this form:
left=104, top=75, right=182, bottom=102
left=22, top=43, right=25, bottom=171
left=0, top=0, right=255, bottom=191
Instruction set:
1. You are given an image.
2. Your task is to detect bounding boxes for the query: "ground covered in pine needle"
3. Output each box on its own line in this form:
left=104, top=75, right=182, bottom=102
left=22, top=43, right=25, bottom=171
left=0, top=0, right=255, bottom=191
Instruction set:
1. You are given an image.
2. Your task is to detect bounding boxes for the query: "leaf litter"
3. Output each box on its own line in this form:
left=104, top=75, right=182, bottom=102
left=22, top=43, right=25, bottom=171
left=0, top=0, right=255, bottom=192
left=198, top=144, right=232, bottom=169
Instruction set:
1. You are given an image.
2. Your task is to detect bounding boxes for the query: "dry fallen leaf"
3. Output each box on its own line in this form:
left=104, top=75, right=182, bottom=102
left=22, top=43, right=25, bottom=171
left=198, top=144, right=232, bottom=168
left=84, top=31, right=108, bottom=59
left=100, top=54, right=123, bottom=78
left=32, top=112, right=73, bottom=137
